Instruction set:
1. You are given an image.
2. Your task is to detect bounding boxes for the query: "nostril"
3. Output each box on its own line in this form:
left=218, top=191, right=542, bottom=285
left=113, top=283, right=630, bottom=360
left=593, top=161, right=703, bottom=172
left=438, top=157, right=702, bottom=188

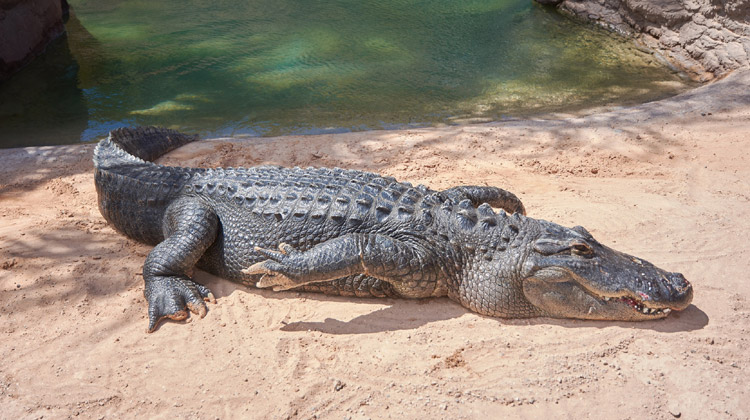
left=677, top=283, right=694, bottom=309
left=669, top=272, right=690, bottom=290
left=668, top=272, right=693, bottom=309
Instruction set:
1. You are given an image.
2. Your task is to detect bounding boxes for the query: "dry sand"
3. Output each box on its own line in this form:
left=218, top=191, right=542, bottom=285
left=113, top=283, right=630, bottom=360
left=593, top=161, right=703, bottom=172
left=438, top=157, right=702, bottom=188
left=1, top=70, right=749, bottom=419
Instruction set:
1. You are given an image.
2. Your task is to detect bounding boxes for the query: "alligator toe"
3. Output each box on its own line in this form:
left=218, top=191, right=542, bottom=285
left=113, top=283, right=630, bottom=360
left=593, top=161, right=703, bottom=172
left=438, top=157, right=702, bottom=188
left=145, top=276, right=213, bottom=333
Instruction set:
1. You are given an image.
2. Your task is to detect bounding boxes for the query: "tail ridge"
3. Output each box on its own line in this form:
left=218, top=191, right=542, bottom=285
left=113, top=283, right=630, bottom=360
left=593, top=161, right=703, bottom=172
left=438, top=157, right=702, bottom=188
left=98, top=126, right=198, bottom=163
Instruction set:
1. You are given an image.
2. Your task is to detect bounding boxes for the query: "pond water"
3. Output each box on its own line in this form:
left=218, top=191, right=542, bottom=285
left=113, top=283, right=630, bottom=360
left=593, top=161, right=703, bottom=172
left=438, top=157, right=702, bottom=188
left=0, top=0, right=693, bottom=148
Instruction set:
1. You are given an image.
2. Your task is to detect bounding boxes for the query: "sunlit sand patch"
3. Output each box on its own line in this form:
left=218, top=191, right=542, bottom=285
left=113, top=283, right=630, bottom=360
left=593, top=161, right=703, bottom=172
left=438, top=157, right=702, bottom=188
left=653, top=80, right=687, bottom=89
left=85, top=24, right=151, bottom=42
left=246, top=62, right=367, bottom=89
left=363, top=37, right=407, bottom=56
left=449, top=72, right=690, bottom=123
left=130, top=100, right=194, bottom=116
left=231, top=28, right=344, bottom=75
left=232, top=40, right=309, bottom=74
left=128, top=93, right=211, bottom=116
left=238, top=33, right=413, bottom=90
left=174, top=93, right=212, bottom=102
left=453, top=0, right=507, bottom=14
left=189, top=38, right=239, bottom=54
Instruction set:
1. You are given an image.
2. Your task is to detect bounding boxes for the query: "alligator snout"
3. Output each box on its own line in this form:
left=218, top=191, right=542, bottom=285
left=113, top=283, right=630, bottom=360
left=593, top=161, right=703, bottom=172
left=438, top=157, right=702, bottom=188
left=664, top=271, right=693, bottom=311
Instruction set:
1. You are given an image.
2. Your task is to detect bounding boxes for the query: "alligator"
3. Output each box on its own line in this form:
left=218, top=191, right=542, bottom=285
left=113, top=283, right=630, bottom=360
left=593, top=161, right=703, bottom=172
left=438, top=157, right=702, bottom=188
left=93, top=127, right=693, bottom=332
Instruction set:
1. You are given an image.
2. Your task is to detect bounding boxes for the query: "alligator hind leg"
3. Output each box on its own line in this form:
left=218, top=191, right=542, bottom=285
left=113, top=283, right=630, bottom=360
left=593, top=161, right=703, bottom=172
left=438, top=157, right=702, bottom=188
left=143, top=198, right=219, bottom=332
left=440, top=186, right=525, bottom=215
left=244, top=234, right=440, bottom=298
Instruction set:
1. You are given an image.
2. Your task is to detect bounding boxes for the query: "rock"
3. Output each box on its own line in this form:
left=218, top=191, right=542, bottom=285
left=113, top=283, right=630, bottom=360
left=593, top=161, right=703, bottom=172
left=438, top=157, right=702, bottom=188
left=333, top=379, right=345, bottom=391
left=0, top=0, right=67, bottom=81
left=623, top=0, right=691, bottom=26
left=659, top=30, right=680, bottom=48
left=537, top=0, right=750, bottom=79
left=724, top=0, right=750, bottom=20
left=679, top=22, right=706, bottom=44
left=726, top=42, right=749, bottom=66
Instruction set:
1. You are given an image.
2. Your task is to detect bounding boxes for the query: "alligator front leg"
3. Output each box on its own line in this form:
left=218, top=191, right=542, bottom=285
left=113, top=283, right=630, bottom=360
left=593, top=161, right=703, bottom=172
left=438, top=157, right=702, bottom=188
left=143, top=198, right=218, bottom=332
left=244, top=234, right=441, bottom=298
left=441, top=186, right=525, bottom=215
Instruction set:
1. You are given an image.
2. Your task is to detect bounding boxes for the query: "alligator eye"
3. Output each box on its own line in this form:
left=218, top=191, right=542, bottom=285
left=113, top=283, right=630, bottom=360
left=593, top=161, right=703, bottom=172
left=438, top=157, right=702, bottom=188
left=571, top=243, right=593, bottom=256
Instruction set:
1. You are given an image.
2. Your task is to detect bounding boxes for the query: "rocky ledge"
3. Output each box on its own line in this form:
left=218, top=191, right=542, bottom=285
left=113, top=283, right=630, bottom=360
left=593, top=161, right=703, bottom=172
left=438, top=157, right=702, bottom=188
left=537, top=0, right=750, bottom=81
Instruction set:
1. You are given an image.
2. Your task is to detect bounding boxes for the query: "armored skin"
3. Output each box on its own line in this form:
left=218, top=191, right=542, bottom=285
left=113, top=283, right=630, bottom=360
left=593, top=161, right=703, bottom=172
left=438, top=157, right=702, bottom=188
left=93, top=127, right=693, bottom=332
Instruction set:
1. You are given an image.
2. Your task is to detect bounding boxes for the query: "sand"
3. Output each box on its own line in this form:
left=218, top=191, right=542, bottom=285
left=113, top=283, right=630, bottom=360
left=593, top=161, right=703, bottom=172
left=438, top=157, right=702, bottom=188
left=1, top=70, right=749, bottom=419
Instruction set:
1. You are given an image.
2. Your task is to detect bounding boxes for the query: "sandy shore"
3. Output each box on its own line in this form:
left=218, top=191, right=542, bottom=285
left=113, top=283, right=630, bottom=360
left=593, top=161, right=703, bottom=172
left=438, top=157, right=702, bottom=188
left=1, top=70, right=749, bottom=419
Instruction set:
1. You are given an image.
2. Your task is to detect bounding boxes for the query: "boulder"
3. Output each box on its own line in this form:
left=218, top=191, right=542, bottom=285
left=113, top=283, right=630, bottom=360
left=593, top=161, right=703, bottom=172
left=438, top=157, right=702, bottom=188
left=0, top=0, right=67, bottom=82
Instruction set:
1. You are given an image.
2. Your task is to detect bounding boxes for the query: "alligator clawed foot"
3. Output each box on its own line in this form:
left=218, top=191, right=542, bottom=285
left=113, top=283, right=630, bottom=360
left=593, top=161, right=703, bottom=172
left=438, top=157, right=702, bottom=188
left=144, top=276, right=215, bottom=333
left=243, top=261, right=299, bottom=292
left=243, top=244, right=303, bottom=291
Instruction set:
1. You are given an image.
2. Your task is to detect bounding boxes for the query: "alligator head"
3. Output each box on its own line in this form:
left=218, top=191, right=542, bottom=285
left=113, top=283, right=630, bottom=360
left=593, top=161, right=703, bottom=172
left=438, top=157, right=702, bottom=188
left=521, top=221, right=693, bottom=320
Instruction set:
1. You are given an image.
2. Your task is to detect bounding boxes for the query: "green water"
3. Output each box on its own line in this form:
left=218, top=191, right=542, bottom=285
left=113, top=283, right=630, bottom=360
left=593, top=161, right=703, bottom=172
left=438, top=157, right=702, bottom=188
left=0, top=0, right=692, bottom=148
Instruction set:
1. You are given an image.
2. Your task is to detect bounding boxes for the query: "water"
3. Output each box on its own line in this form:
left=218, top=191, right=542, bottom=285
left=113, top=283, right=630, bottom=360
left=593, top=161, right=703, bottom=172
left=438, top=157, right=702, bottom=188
left=0, top=0, right=693, bottom=148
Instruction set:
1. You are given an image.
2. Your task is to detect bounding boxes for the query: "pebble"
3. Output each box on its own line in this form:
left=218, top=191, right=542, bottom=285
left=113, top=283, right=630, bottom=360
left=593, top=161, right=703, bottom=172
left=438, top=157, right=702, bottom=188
left=333, top=379, right=345, bottom=392
left=668, top=402, right=681, bottom=418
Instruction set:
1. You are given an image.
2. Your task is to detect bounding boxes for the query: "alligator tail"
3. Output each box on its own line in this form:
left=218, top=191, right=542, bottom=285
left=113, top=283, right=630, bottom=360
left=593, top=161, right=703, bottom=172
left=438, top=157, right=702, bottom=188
left=93, top=127, right=199, bottom=245
left=94, top=126, right=197, bottom=166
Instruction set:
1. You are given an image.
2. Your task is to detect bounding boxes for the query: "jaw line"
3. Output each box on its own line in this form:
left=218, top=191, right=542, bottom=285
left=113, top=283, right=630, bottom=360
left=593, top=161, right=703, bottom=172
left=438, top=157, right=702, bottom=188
left=528, top=267, right=671, bottom=318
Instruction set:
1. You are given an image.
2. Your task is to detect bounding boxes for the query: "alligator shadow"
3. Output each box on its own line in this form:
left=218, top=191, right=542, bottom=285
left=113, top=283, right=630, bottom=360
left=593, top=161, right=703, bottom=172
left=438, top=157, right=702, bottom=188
left=280, top=302, right=709, bottom=335
left=277, top=299, right=470, bottom=334
left=281, top=302, right=708, bottom=334
left=196, top=271, right=708, bottom=335
left=503, top=303, right=708, bottom=333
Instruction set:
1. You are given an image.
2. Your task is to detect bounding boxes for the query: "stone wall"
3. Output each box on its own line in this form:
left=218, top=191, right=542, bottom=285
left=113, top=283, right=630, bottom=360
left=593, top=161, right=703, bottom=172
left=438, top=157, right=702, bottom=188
left=0, top=0, right=68, bottom=82
left=538, top=0, right=750, bottom=81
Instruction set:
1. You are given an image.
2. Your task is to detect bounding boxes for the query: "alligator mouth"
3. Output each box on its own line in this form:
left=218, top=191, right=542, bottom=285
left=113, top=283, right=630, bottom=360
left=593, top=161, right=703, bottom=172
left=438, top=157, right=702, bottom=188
left=569, top=275, right=675, bottom=317
left=573, top=272, right=679, bottom=317
left=599, top=295, right=672, bottom=316
left=526, top=268, right=687, bottom=319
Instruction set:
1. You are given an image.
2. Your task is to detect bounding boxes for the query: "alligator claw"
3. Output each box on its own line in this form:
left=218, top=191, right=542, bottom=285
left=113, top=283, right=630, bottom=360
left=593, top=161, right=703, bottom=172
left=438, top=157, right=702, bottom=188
left=277, top=243, right=298, bottom=255
left=244, top=260, right=299, bottom=291
left=245, top=244, right=300, bottom=288
left=144, top=276, right=214, bottom=333
left=258, top=274, right=298, bottom=292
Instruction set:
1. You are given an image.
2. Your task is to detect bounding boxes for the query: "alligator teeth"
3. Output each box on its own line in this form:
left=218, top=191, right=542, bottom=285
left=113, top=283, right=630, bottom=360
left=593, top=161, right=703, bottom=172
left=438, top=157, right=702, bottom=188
left=601, top=296, right=672, bottom=316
